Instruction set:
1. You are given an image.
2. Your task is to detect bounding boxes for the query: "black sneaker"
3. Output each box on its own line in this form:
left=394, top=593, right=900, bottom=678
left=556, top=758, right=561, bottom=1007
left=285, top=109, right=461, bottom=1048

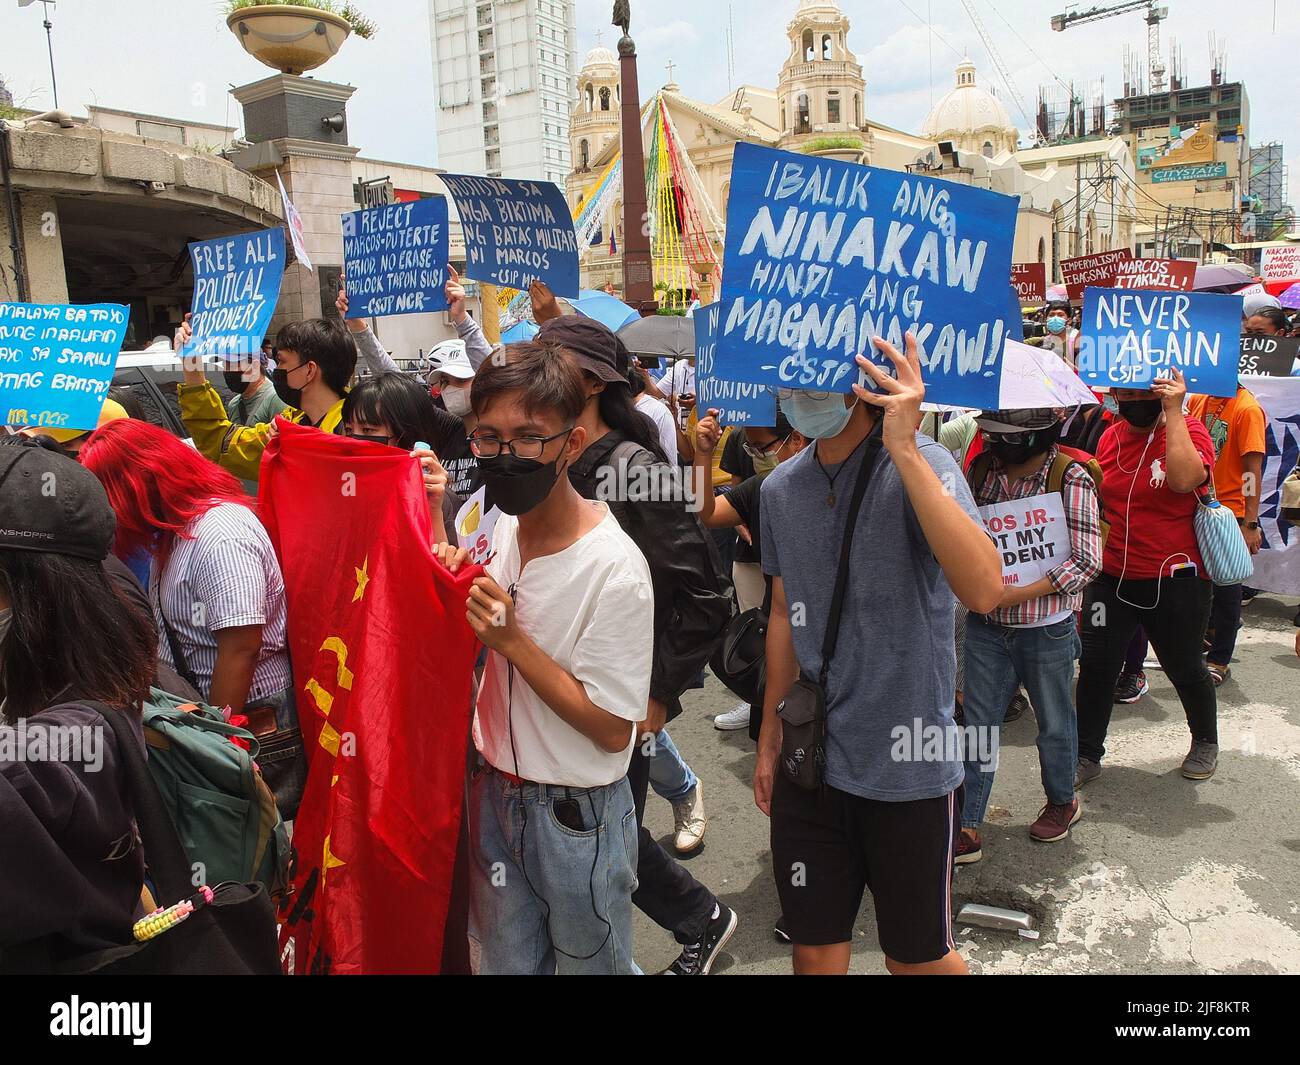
left=1004, top=691, right=1030, bottom=723
left=1113, top=671, right=1149, bottom=704
left=661, top=905, right=738, bottom=975
left=773, top=915, right=791, bottom=944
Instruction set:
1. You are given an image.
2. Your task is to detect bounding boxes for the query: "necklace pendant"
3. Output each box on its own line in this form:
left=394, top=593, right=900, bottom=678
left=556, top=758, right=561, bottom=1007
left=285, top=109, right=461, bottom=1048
left=827, top=492, right=836, bottom=506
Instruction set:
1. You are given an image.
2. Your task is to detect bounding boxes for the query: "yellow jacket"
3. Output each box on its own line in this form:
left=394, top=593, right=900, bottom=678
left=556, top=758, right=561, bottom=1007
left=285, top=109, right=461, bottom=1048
left=179, top=381, right=345, bottom=482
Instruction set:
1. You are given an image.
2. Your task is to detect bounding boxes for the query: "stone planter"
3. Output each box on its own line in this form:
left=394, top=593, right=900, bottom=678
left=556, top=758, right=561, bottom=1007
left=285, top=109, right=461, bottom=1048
left=226, top=4, right=353, bottom=75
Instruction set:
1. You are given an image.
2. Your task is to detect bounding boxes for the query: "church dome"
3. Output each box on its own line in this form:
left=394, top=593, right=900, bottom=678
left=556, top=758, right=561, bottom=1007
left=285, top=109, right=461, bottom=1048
left=582, top=45, right=619, bottom=71
left=921, top=58, right=1018, bottom=151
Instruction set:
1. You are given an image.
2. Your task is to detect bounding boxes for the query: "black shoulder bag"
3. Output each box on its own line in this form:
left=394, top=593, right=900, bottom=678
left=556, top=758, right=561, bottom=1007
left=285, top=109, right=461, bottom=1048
left=777, top=426, right=884, bottom=791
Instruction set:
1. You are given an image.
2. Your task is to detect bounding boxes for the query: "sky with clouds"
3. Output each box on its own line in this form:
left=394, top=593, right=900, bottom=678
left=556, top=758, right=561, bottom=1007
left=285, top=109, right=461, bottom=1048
left=3, top=0, right=1295, bottom=204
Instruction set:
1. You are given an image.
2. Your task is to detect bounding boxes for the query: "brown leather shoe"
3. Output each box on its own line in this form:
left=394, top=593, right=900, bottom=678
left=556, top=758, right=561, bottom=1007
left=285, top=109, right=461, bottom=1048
left=955, top=829, right=982, bottom=864
left=1029, top=799, right=1080, bottom=843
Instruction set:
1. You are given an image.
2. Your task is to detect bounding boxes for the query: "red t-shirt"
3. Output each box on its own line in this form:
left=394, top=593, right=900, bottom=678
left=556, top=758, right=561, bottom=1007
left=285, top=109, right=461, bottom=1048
left=1096, top=415, right=1216, bottom=580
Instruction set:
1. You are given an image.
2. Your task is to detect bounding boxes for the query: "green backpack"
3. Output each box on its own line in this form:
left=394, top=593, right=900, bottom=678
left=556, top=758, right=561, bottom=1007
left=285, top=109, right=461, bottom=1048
left=140, top=687, right=290, bottom=899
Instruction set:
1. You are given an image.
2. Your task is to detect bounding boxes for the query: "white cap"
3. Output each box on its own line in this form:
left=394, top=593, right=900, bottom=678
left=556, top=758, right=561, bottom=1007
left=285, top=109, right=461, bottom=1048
left=1242, top=292, right=1281, bottom=317
left=426, top=338, right=474, bottom=380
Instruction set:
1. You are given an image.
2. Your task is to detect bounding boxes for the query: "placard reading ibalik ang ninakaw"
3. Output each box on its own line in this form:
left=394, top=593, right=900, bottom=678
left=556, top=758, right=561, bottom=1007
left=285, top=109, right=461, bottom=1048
left=695, top=302, right=777, bottom=426
left=438, top=174, right=579, bottom=297
left=715, top=143, right=1018, bottom=410
left=342, top=198, right=449, bottom=318
left=1079, top=288, right=1241, bottom=398
left=183, top=228, right=285, bottom=361
left=0, top=302, right=129, bottom=431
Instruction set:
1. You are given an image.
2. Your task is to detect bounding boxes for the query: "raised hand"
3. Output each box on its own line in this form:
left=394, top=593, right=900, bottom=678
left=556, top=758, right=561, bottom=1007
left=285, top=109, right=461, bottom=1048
left=852, top=332, right=926, bottom=458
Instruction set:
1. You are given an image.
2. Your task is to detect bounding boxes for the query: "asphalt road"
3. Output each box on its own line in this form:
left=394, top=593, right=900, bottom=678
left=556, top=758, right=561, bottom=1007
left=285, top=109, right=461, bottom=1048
left=634, top=592, right=1300, bottom=975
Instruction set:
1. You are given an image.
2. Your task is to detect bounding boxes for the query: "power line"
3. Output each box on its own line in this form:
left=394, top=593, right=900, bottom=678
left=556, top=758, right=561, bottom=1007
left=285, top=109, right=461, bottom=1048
left=895, top=0, right=965, bottom=61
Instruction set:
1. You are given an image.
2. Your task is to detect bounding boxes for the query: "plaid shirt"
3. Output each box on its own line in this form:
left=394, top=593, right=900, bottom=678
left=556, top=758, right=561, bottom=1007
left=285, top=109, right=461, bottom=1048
left=973, top=445, right=1104, bottom=627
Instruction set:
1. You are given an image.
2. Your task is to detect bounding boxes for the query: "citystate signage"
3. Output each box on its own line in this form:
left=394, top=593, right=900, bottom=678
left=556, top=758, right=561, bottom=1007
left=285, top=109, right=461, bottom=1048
left=1137, top=122, right=1218, bottom=171
left=1151, top=162, right=1229, bottom=184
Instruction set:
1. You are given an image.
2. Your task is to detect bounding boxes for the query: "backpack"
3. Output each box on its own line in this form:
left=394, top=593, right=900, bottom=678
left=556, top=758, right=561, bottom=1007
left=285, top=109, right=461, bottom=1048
left=139, top=687, right=290, bottom=900
left=968, top=446, right=1111, bottom=550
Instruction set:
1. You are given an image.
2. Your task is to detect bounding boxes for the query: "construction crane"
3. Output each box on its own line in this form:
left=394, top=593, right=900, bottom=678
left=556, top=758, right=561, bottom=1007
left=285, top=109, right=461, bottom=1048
left=957, top=0, right=1045, bottom=146
left=1051, top=1, right=1170, bottom=93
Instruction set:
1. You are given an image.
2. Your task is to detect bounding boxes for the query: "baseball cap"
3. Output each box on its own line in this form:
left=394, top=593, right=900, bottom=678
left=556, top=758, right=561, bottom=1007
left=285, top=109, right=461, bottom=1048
left=537, top=316, right=631, bottom=386
left=0, top=437, right=116, bottom=560
left=22, top=398, right=129, bottom=446
left=975, top=408, right=1062, bottom=434
left=427, top=339, right=475, bottom=381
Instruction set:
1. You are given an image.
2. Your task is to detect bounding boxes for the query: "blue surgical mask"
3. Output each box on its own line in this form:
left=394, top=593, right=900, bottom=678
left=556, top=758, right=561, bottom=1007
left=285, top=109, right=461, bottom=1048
left=783, top=390, right=855, bottom=440
left=1046, top=317, right=1068, bottom=335
left=1103, top=394, right=1119, bottom=415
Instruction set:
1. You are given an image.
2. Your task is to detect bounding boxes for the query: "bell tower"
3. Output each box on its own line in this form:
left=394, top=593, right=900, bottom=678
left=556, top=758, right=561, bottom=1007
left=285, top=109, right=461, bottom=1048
left=776, top=0, right=866, bottom=157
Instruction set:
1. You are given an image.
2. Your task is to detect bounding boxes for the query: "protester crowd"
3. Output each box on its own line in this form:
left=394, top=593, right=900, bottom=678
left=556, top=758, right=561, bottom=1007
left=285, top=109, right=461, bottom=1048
left=3, top=275, right=1298, bottom=978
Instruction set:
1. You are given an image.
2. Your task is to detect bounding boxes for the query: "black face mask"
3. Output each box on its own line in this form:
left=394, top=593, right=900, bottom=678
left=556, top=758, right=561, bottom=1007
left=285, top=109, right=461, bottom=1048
left=1117, top=398, right=1162, bottom=429
left=478, top=447, right=569, bottom=517
left=223, top=370, right=253, bottom=395
left=271, top=367, right=303, bottom=410
left=346, top=434, right=393, bottom=448
left=988, top=423, right=1062, bottom=467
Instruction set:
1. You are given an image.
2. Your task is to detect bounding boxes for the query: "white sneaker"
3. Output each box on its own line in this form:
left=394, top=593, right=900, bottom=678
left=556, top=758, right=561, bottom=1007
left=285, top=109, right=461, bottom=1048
left=713, top=703, right=751, bottom=731
left=671, top=783, right=707, bottom=855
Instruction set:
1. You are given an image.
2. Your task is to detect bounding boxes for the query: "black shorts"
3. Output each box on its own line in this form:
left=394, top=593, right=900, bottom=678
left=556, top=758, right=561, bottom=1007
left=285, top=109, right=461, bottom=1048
left=769, top=774, right=958, bottom=964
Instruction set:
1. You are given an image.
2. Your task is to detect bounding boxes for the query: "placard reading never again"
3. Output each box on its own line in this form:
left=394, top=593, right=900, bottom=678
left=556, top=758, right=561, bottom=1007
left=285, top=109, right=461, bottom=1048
left=715, top=143, right=1018, bottom=410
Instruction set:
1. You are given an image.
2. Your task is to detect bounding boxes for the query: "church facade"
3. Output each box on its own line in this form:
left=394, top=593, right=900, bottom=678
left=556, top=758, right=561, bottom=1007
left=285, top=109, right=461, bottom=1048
left=566, top=0, right=1135, bottom=297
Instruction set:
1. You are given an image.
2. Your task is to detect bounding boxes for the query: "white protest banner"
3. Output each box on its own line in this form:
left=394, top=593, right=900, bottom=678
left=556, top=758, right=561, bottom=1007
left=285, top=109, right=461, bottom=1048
left=1260, top=245, right=1300, bottom=286
left=277, top=170, right=314, bottom=273
left=455, top=486, right=500, bottom=566
left=1243, top=374, right=1300, bottom=595
left=978, top=491, right=1070, bottom=589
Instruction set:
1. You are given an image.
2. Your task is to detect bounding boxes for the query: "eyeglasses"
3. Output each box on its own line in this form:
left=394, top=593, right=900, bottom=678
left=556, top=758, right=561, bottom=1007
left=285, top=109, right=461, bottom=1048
left=742, top=434, right=789, bottom=460
left=470, top=427, right=574, bottom=460
left=776, top=387, right=831, bottom=401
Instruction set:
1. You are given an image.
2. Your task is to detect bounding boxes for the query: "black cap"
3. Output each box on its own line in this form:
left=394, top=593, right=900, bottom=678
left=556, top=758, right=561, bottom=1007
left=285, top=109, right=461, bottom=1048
left=537, top=316, right=631, bottom=386
left=0, top=437, right=116, bottom=560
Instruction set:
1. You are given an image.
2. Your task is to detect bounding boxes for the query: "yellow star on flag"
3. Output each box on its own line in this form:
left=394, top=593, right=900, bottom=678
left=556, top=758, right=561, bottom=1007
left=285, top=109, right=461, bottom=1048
left=322, top=834, right=347, bottom=884
left=353, top=555, right=370, bottom=603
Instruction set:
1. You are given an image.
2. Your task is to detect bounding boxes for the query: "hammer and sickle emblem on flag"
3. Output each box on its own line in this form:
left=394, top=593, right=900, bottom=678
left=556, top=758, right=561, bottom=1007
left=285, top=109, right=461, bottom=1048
left=305, top=636, right=354, bottom=757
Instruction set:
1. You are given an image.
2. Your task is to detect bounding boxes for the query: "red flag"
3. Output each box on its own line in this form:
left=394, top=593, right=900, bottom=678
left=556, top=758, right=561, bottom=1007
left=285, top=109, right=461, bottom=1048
left=259, top=420, right=480, bottom=974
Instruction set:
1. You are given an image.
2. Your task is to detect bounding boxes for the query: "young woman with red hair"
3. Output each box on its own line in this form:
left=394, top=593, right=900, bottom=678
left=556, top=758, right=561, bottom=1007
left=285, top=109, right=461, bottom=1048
left=80, top=420, right=303, bottom=814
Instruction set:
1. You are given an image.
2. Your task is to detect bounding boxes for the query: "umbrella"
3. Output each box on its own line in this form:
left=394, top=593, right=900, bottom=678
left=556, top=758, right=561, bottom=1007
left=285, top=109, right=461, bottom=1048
left=567, top=290, right=640, bottom=332
left=1192, top=263, right=1255, bottom=292
left=1279, top=283, right=1300, bottom=310
left=1045, top=284, right=1069, bottom=303
left=617, top=314, right=696, bottom=360
left=500, top=320, right=539, bottom=343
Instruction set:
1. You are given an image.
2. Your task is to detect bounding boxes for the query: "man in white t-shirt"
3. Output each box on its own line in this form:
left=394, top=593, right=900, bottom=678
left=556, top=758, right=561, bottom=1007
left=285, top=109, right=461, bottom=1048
left=463, top=339, right=653, bottom=975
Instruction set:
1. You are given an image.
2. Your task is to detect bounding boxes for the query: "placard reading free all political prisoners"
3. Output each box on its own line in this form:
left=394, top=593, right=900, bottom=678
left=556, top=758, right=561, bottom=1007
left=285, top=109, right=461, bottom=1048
left=342, top=198, right=449, bottom=318
left=978, top=492, right=1070, bottom=589
left=1079, top=288, right=1242, bottom=398
left=183, top=228, right=284, bottom=360
left=0, top=303, right=129, bottom=431
left=695, top=302, right=777, bottom=426
left=716, top=143, right=1018, bottom=410
left=438, top=174, right=579, bottom=297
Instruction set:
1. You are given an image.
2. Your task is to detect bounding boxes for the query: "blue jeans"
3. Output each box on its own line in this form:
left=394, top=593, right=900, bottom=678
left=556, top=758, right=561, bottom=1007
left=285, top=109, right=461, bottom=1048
left=648, top=728, right=697, bottom=803
left=467, top=767, right=640, bottom=974
left=961, top=615, right=1080, bottom=829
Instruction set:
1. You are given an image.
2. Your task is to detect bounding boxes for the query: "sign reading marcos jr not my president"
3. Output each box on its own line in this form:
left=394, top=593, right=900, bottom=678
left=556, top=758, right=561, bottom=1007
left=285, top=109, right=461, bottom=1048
left=716, top=143, right=1018, bottom=410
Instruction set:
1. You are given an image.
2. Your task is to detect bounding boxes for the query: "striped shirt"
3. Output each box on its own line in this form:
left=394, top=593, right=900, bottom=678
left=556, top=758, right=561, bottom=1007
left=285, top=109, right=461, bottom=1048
left=971, top=445, right=1103, bottom=628
left=152, top=503, right=290, bottom=704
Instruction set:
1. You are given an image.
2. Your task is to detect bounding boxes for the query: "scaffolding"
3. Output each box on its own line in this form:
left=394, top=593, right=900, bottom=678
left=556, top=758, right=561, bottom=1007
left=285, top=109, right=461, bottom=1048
left=1035, top=80, right=1109, bottom=144
left=1247, top=142, right=1294, bottom=242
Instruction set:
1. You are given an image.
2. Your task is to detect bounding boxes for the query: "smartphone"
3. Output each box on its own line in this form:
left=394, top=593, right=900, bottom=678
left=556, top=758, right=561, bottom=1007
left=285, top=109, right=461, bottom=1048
left=1170, top=561, right=1198, bottom=579
left=553, top=797, right=587, bottom=833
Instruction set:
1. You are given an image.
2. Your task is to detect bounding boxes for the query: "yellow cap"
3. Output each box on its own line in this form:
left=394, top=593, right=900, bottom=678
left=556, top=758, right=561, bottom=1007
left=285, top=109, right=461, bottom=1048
left=25, top=398, right=130, bottom=444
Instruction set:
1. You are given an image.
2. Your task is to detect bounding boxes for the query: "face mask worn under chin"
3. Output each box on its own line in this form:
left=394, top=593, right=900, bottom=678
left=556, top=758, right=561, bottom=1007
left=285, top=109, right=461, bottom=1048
left=479, top=452, right=566, bottom=516
left=1117, top=398, right=1162, bottom=429
left=1045, top=317, right=1068, bottom=335
left=783, top=391, right=854, bottom=440
left=441, top=384, right=473, bottom=418
left=271, top=367, right=303, bottom=410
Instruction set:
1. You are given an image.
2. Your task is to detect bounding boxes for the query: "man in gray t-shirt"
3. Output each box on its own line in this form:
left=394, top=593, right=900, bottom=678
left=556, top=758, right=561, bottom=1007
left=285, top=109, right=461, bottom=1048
left=754, top=334, right=1003, bottom=977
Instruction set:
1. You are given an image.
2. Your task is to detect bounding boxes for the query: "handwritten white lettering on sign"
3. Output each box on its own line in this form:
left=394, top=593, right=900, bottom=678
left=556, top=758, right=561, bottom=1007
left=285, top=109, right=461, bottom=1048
left=978, top=491, right=1070, bottom=588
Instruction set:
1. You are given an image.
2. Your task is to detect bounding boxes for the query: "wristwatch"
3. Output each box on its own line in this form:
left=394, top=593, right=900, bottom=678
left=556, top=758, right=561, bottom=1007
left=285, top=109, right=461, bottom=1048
left=1241, top=520, right=1261, bottom=530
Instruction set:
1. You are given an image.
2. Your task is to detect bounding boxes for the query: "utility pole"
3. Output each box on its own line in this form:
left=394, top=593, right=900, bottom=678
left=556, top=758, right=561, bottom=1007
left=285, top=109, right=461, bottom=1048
left=1074, top=162, right=1083, bottom=257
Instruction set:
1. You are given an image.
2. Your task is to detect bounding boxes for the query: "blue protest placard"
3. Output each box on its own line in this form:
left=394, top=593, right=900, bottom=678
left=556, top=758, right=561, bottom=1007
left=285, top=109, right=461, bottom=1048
left=695, top=302, right=777, bottom=426
left=184, top=228, right=284, bottom=360
left=438, top=174, right=579, bottom=297
left=716, top=143, right=1018, bottom=409
left=342, top=197, right=450, bottom=318
left=0, top=302, right=128, bottom=431
left=1079, top=288, right=1242, bottom=398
